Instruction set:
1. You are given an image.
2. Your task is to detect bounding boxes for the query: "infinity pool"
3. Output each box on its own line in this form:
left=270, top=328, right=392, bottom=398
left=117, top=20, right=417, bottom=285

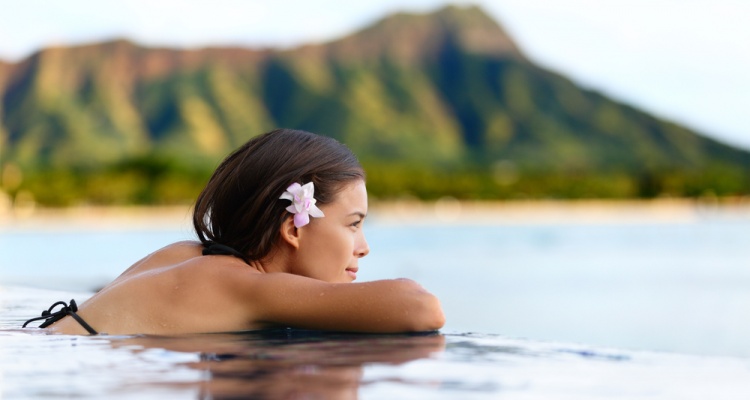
left=3, top=285, right=750, bottom=399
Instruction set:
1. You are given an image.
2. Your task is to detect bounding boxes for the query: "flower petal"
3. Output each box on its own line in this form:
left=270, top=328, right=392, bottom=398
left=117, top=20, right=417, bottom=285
left=294, top=212, right=309, bottom=228
left=279, top=192, right=294, bottom=201
left=300, top=182, right=314, bottom=196
left=308, top=204, right=325, bottom=218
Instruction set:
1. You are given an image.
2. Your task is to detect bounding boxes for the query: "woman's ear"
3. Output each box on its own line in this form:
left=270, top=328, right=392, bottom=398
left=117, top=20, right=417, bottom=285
left=279, top=215, right=300, bottom=249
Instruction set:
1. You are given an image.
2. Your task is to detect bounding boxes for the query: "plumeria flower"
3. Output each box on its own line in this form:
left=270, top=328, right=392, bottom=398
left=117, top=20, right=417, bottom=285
left=279, top=182, right=325, bottom=228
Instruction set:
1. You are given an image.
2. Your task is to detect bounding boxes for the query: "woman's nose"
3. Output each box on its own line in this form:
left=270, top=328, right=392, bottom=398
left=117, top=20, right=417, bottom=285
left=356, top=236, right=370, bottom=258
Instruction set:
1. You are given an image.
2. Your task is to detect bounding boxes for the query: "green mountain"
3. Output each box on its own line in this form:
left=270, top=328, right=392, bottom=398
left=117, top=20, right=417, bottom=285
left=1, top=5, right=748, bottom=205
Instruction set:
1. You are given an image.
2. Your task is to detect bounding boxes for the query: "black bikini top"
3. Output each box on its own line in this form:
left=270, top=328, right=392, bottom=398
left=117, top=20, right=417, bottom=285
left=22, top=299, right=98, bottom=335
left=202, top=242, right=249, bottom=263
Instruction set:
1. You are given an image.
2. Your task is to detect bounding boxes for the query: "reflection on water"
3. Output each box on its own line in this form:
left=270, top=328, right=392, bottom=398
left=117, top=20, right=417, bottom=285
left=0, top=285, right=446, bottom=399
left=115, top=330, right=445, bottom=399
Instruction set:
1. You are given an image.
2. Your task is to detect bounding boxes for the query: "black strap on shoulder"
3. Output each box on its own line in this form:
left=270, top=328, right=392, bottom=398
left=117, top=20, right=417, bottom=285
left=22, top=299, right=98, bottom=335
left=202, top=242, right=248, bottom=263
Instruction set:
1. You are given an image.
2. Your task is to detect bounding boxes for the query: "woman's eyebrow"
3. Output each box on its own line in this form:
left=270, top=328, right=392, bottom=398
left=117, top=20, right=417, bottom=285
left=348, top=212, right=367, bottom=219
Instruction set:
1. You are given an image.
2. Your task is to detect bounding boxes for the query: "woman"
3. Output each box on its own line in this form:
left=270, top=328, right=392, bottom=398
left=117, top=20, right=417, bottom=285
left=24, top=129, right=445, bottom=335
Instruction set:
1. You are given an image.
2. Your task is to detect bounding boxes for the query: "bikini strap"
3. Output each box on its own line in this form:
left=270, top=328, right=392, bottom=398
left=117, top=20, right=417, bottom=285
left=22, top=299, right=98, bottom=335
left=202, top=242, right=248, bottom=263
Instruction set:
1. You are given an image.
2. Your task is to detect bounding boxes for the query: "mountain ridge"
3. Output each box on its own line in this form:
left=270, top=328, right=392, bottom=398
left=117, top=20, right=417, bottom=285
left=299, top=5, right=525, bottom=65
left=1, top=5, right=748, bottom=204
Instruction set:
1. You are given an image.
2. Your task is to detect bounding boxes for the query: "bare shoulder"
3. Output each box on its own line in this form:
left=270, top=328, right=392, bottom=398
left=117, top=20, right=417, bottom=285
left=157, top=240, right=204, bottom=255
left=117, top=240, right=205, bottom=278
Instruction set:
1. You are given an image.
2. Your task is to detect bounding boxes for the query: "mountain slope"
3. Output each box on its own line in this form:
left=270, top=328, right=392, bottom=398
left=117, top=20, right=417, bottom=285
left=1, top=5, right=748, bottom=204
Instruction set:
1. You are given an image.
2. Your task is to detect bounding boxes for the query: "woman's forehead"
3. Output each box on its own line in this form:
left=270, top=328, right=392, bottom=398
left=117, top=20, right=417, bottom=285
left=328, top=181, right=367, bottom=211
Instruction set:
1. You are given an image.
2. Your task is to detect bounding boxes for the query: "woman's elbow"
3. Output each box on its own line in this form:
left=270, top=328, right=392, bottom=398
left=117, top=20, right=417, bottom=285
left=423, top=294, right=446, bottom=330
left=388, top=278, right=445, bottom=332
left=406, top=293, right=445, bottom=332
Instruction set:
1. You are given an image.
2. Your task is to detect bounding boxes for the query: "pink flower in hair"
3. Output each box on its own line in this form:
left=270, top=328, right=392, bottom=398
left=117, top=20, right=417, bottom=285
left=279, top=182, right=325, bottom=228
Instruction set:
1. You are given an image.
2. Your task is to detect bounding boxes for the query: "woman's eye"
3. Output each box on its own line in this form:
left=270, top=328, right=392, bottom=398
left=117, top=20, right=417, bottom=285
left=351, top=220, right=362, bottom=228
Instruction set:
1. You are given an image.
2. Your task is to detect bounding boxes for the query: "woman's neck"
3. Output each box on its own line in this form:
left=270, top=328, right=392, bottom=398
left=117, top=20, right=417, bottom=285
left=249, top=247, right=292, bottom=275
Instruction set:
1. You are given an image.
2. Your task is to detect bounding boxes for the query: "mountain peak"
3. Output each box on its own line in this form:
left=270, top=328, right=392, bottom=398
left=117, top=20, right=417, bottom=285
left=310, top=5, right=524, bottom=64
left=427, top=4, right=524, bottom=56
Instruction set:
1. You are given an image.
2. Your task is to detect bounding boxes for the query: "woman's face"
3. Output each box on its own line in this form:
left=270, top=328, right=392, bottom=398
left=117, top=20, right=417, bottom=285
left=291, top=180, right=369, bottom=283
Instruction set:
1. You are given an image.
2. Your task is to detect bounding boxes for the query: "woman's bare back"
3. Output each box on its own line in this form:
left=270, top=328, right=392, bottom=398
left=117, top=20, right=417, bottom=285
left=50, top=241, right=267, bottom=335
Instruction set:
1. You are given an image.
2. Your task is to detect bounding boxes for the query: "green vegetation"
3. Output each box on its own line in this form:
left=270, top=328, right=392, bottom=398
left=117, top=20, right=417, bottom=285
left=1, top=5, right=748, bottom=206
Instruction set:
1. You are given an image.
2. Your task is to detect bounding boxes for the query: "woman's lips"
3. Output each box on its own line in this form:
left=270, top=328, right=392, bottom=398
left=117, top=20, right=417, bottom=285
left=346, top=267, right=358, bottom=280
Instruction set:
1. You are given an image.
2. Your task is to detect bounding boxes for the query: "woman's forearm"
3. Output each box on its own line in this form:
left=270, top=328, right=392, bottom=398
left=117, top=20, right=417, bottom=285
left=245, top=274, right=445, bottom=333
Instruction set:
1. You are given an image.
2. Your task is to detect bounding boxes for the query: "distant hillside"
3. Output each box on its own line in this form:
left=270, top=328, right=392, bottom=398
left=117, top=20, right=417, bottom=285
left=1, top=5, right=748, bottom=205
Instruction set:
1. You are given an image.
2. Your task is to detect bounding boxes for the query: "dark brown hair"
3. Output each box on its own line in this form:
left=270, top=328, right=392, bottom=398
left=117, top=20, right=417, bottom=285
left=193, top=129, right=365, bottom=261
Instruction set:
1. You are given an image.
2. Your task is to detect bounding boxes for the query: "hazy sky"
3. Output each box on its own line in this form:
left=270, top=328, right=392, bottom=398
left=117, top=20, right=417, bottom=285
left=1, top=0, right=748, bottom=150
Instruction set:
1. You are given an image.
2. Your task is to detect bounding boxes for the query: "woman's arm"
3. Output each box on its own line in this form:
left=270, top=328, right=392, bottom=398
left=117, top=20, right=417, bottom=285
left=237, top=273, right=445, bottom=333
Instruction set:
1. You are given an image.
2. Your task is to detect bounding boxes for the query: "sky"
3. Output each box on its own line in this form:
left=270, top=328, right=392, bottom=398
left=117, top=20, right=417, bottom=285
left=1, top=0, right=749, bottom=150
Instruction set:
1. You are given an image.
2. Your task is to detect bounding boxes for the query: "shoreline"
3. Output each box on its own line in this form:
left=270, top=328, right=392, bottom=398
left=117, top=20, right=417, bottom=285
left=370, top=197, right=750, bottom=225
left=0, top=205, right=196, bottom=231
left=2, top=198, right=750, bottom=230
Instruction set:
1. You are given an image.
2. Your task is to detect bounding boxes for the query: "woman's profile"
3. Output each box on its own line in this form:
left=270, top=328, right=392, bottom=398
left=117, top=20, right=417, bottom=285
left=23, top=129, right=445, bottom=335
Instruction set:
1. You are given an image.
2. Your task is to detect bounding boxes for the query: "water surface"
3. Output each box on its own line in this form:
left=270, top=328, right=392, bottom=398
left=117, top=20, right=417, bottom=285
left=2, top=205, right=750, bottom=398
left=3, top=286, right=750, bottom=399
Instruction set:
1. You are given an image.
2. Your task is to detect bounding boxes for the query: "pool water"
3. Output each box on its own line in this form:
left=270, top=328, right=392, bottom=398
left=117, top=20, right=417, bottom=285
left=3, top=285, right=750, bottom=399
left=3, top=206, right=750, bottom=398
